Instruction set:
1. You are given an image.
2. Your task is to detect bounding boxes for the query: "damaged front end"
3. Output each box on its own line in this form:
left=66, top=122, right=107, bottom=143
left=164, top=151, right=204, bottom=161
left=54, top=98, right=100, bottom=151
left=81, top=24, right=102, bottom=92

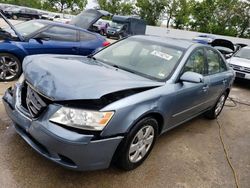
left=5, top=74, right=160, bottom=134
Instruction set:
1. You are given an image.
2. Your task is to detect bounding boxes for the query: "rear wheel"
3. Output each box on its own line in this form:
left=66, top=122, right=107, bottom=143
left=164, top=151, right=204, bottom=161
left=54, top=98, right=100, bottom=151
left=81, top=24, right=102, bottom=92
left=205, top=92, right=227, bottom=119
left=0, top=53, right=22, bottom=82
left=12, top=15, right=18, bottom=20
left=118, top=34, right=123, bottom=40
left=115, top=117, right=158, bottom=170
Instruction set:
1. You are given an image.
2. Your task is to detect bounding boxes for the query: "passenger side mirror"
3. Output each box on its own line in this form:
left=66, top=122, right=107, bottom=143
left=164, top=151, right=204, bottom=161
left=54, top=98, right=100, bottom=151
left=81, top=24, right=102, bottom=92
left=180, top=71, right=204, bottom=83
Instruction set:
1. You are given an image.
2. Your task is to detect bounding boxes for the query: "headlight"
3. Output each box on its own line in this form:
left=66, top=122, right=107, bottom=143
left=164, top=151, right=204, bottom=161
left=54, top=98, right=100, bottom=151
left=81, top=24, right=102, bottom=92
left=49, top=107, right=114, bottom=131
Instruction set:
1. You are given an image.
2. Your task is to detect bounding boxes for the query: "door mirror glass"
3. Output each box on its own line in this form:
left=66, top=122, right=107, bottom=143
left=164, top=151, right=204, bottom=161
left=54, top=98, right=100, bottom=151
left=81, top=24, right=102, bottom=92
left=180, top=71, right=204, bottom=83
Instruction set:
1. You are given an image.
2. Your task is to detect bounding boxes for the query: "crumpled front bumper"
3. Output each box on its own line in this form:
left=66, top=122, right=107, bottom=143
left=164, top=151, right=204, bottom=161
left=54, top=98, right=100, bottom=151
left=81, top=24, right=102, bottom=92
left=2, top=84, right=123, bottom=171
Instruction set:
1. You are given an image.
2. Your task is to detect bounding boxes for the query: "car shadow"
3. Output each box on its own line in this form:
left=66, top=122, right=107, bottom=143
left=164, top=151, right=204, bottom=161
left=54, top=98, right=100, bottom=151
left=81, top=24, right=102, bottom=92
left=233, top=78, right=250, bottom=90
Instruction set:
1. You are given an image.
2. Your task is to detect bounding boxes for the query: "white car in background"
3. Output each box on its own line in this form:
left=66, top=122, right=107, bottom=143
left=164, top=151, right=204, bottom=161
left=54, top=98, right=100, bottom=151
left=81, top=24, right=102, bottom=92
left=227, top=46, right=250, bottom=80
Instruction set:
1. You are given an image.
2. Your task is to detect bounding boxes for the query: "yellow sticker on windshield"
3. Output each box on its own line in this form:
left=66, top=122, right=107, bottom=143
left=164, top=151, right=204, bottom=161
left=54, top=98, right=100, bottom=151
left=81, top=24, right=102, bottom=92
left=151, top=50, right=173, bottom=61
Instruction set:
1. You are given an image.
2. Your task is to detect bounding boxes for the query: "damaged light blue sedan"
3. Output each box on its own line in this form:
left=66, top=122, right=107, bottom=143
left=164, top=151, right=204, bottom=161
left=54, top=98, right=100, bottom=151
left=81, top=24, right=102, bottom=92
left=3, top=35, right=235, bottom=171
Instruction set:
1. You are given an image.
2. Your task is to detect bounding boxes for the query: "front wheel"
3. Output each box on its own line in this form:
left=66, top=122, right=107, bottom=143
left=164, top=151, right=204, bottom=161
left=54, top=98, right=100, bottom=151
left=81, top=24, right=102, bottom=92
left=0, top=53, right=22, bottom=82
left=115, top=117, right=158, bottom=170
left=205, top=92, right=228, bottom=119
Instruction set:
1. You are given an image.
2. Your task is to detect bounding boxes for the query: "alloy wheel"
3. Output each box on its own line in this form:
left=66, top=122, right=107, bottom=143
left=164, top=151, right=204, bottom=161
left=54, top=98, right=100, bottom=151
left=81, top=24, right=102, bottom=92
left=128, top=125, right=155, bottom=163
left=215, top=94, right=226, bottom=116
left=0, top=56, right=19, bottom=81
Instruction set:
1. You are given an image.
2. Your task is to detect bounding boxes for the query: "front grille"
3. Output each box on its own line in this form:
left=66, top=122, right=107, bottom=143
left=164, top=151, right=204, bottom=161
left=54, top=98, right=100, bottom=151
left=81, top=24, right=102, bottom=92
left=21, top=82, right=49, bottom=118
left=230, top=64, right=250, bottom=73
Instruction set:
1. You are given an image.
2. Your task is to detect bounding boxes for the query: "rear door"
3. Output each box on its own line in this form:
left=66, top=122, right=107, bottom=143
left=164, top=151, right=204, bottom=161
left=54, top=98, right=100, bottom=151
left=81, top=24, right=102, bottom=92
left=205, top=47, right=229, bottom=106
left=24, top=26, right=80, bottom=55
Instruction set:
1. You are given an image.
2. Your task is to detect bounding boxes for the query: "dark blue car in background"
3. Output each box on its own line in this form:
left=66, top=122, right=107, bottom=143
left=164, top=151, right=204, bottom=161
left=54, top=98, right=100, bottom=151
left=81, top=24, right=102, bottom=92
left=0, top=12, right=109, bottom=81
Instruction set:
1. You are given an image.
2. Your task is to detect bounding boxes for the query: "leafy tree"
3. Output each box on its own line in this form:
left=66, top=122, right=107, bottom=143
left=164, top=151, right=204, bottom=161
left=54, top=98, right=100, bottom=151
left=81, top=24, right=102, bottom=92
left=97, top=0, right=133, bottom=15
left=233, top=1, right=250, bottom=38
left=163, top=0, right=192, bottom=29
left=43, top=0, right=87, bottom=13
left=189, top=0, right=250, bottom=38
left=136, top=0, right=165, bottom=25
left=1, top=0, right=42, bottom=9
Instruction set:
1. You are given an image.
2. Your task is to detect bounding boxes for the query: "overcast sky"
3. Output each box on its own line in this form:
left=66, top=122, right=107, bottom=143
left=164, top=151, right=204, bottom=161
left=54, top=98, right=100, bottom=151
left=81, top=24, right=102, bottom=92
left=86, top=0, right=99, bottom=9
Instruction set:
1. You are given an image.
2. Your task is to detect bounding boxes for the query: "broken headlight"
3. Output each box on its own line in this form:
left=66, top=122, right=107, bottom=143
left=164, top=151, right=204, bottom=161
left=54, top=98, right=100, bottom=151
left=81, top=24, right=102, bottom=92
left=49, top=107, right=114, bottom=131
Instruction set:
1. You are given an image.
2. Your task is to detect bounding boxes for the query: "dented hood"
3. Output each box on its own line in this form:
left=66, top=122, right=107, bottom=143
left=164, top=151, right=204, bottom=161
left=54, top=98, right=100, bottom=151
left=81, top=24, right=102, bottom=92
left=23, top=55, right=163, bottom=101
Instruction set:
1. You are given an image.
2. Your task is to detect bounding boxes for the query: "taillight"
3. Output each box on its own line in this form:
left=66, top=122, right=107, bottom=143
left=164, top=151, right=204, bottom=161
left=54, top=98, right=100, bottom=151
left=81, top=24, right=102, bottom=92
left=102, top=41, right=110, bottom=47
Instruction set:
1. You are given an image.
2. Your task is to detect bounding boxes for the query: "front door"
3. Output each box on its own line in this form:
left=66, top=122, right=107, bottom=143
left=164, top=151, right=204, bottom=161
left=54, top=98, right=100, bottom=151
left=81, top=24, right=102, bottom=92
left=168, top=48, right=211, bottom=127
left=23, top=26, right=80, bottom=55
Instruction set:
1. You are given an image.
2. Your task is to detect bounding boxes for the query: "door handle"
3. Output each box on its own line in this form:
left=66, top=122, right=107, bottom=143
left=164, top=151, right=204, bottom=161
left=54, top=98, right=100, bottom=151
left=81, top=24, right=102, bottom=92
left=202, top=85, right=209, bottom=92
left=222, top=80, right=227, bottom=85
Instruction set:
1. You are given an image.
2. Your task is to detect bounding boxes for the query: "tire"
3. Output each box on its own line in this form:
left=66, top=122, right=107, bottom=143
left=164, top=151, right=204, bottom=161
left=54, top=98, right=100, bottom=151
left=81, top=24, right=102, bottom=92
left=205, top=92, right=228, bottom=119
left=115, top=117, right=158, bottom=171
left=118, top=34, right=123, bottom=40
left=100, top=29, right=105, bottom=36
left=0, top=53, right=22, bottom=82
left=12, top=15, right=18, bottom=20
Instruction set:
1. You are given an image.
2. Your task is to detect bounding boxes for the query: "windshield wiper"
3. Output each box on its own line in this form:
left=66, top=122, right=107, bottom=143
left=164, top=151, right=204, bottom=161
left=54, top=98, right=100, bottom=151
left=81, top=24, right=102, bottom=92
left=112, top=64, right=136, bottom=74
left=87, top=54, right=96, bottom=60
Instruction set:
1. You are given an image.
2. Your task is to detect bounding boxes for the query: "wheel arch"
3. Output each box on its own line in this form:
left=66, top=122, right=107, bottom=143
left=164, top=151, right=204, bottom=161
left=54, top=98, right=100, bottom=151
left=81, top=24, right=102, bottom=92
left=0, top=44, right=27, bottom=62
left=127, top=111, right=165, bottom=136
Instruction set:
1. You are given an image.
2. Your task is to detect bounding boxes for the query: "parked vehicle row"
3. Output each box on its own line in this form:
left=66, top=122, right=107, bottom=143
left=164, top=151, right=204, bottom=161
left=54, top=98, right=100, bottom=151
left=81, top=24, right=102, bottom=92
left=106, top=15, right=146, bottom=39
left=3, top=7, right=43, bottom=20
left=227, top=46, right=250, bottom=80
left=0, top=12, right=109, bottom=81
left=70, top=9, right=147, bottom=38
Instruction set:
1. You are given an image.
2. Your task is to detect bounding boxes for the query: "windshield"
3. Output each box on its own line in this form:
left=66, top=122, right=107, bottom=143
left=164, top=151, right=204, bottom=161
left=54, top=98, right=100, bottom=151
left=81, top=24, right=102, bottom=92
left=234, top=48, right=250, bottom=60
left=4, top=20, right=47, bottom=37
left=110, top=22, right=123, bottom=29
left=94, top=38, right=184, bottom=81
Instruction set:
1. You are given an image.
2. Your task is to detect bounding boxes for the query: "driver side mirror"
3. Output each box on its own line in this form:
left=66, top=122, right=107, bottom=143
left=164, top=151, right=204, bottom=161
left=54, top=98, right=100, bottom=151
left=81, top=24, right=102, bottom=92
left=180, top=71, right=204, bottom=83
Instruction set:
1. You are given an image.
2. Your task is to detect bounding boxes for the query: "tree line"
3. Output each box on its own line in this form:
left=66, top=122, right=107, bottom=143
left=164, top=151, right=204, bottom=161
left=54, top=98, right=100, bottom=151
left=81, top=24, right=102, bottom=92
left=98, top=0, right=250, bottom=39
left=1, top=0, right=249, bottom=38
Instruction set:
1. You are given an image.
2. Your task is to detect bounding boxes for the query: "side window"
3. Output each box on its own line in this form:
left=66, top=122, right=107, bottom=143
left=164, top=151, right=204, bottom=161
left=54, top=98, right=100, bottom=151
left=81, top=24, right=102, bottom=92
left=183, top=48, right=206, bottom=75
left=40, top=26, right=77, bottom=42
left=206, top=49, right=227, bottom=74
left=80, top=31, right=96, bottom=41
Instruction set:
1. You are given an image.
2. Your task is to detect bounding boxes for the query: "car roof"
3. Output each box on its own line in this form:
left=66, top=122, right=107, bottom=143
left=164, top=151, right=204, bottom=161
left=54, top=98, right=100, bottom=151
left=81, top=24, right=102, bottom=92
left=34, top=19, right=98, bottom=35
left=131, top=35, right=195, bottom=50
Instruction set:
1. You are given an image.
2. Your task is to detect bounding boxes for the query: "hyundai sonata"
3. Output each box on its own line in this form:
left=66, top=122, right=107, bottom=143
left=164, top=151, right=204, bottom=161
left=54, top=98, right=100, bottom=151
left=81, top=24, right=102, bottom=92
left=3, top=35, right=235, bottom=171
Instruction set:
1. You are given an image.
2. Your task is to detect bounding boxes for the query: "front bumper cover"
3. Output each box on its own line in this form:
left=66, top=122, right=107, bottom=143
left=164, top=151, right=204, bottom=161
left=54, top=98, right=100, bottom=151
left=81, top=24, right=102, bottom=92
left=2, top=85, right=123, bottom=171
